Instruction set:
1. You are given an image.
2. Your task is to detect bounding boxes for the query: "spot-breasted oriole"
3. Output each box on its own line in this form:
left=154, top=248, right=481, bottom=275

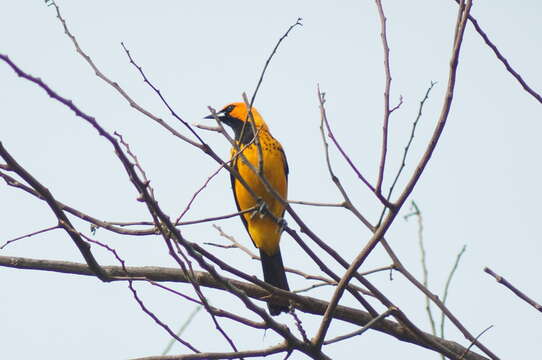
left=206, top=102, right=289, bottom=315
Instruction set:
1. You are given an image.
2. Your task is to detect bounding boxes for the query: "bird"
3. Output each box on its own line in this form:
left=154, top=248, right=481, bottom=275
left=205, top=102, right=290, bottom=315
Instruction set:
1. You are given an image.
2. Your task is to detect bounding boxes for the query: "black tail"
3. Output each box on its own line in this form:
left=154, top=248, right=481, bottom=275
left=259, top=249, right=290, bottom=315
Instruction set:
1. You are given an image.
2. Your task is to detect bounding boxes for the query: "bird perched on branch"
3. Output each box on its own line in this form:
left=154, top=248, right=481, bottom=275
left=205, top=102, right=290, bottom=315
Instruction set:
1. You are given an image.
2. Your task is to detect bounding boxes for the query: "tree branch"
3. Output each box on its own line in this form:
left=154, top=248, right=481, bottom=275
left=0, top=141, right=111, bottom=282
left=484, top=267, right=542, bottom=313
left=452, top=0, right=542, bottom=104
left=313, top=0, right=477, bottom=353
left=0, top=255, right=489, bottom=360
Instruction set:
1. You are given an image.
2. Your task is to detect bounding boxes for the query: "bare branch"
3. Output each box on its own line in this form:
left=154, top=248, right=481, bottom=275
left=52, top=3, right=199, bottom=147
left=212, top=225, right=374, bottom=297
left=120, top=42, right=207, bottom=146
left=0, top=225, right=60, bottom=250
left=441, top=245, right=467, bottom=337
left=313, top=0, right=476, bottom=352
left=0, top=141, right=111, bottom=282
left=382, top=238, right=498, bottom=360
left=323, top=308, right=395, bottom=345
left=459, top=326, right=494, bottom=360
left=150, top=282, right=202, bottom=306
left=178, top=208, right=257, bottom=227
left=291, top=309, right=310, bottom=343
left=389, top=96, right=404, bottom=114
left=284, top=226, right=378, bottom=317
left=290, top=99, right=452, bottom=355
left=374, top=0, right=394, bottom=197
left=288, top=200, right=345, bottom=208
left=410, top=201, right=437, bottom=336
left=0, top=169, right=156, bottom=236
left=162, top=306, right=203, bottom=356
left=115, top=131, right=155, bottom=199
left=484, top=267, right=542, bottom=313
left=318, top=87, right=380, bottom=201
left=175, top=163, right=227, bottom=224
left=133, top=341, right=288, bottom=360
left=128, top=281, right=200, bottom=353
left=385, top=82, right=436, bottom=205
left=81, top=231, right=200, bottom=352
left=248, top=18, right=303, bottom=108
left=0, top=255, right=490, bottom=360
left=452, top=0, right=542, bottom=104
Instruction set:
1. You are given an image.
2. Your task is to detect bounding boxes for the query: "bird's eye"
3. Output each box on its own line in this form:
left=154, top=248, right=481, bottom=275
left=226, top=105, right=234, bottom=113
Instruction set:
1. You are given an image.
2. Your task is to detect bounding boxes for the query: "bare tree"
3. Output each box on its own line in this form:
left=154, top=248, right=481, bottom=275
left=1, top=1, right=540, bottom=359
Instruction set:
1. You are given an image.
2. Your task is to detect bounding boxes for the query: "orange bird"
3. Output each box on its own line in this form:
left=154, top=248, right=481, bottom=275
left=206, top=102, right=289, bottom=315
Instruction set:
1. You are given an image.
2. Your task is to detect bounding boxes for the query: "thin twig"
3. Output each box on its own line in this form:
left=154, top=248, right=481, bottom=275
left=248, top=18, right=303, bottom=108
left=376, top=82, right=435, bottom=228
left=133, top=341, right=288, bottom=360
left=175, top=163, right=227, bottom=224
left=150, top=281, right=203, bottom=306
left=115, top=131, right=155, bottom=199
left=242, top=93, right=264, bottom=178
left=318, top=88, right=381, bottom=201
left=484, top=267, right=542, bottom=313
left=288, top=200, right=345, bottom=208
left=178, top=208, right=256, bottom=227
left=323, top=308, right=395, bottom=345
left=458, top=326, right=494, bottom=360
left=386, top=82, right=436, bottom=204
left=452, top=0, right=542, bottom=104
left=0, top=225, right=60, bottom=250
left=374, top=0, right=394, bottom=198
left=317, top=88, right=375, bottom=228
left=162, top=306, right=203, bottom=355
left=128, top=280, right=200, bottom=353
left=410, top=201, right=437, bottom=336
left=441, top=245, right=467, bottom=338
left=290, top=309, right=310, bottom=343
left=212, top=225, right=259, bottom=259
left=293, top=282, right=329, bottom=294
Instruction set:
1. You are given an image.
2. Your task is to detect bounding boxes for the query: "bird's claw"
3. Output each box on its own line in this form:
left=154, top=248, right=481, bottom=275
left=251, top=199, right=268, bottom=220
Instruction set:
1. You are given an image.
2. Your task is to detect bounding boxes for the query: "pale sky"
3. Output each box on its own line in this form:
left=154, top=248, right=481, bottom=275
left=1, top=1, right=541, bottom=359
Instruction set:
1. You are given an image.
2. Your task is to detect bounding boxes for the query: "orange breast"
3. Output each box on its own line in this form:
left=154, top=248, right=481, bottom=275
left=231, top=131, right=287, bottom=255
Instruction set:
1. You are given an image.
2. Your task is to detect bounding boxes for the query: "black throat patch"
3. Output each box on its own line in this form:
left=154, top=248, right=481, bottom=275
left=220, top=115, right=255, bottom=145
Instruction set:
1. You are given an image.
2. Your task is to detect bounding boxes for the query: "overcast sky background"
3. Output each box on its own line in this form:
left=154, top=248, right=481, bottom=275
left=1, top=1, right=541, bottom=359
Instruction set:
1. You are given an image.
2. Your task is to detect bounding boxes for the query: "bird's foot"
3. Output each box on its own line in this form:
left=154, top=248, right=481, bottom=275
left=250, top=199, right=268, bottom=220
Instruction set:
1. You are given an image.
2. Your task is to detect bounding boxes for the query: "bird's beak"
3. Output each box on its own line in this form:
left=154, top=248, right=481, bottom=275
left=204, top=109, right=224, bottom=120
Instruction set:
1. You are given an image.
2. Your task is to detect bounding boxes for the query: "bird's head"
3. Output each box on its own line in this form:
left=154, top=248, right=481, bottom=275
left=205, top=102, right=268, bottom=144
